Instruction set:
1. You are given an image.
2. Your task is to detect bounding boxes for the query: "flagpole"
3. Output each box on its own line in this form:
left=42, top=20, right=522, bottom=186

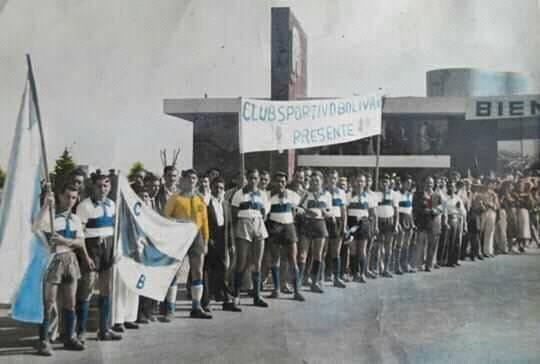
left=111, top=171, right=122, bottom=326
left=26, top=54, right=54, bottom=235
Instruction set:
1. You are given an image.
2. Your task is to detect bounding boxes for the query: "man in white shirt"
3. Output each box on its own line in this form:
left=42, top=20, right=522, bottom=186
left=76, top=173, right=122, bottom=342
left=266, top=172, right=305, bottom=302
left=324, top=170, right=348, bottom=288
left=442, top=181, right=467, bottom=267
left=298, top=171, right=333, bottom=293
left=375, top=174, right=400, bottom=278
left=231, top=169, right=270, bottom=307
left=205, top=177, right=240, bottom=312
left=396, top=175, right=416, bottom=274
left=34, top=184, right=88, bottom=356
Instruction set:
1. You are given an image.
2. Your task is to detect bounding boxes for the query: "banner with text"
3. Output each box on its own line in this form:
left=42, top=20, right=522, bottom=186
left=239, top=94, right=382, bottom=153
left=466, top=94, right=540, bottom=120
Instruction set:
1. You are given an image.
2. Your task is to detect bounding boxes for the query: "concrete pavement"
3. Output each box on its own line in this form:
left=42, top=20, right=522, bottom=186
left=1, top=250, right=539, bottom=364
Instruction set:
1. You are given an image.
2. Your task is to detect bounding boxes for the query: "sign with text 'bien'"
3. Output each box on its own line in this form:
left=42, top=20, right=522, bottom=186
left=239, top=94, right=382, bottom=153
left=466, top=94, right=540, bottom=120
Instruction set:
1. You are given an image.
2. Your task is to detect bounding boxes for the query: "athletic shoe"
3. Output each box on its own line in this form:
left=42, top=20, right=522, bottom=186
left=124, top=322, right=139, bottom=329
left=310, top=283, right=324, bottom=293
left=281, top=284, right=293, bottom=294
left=77, top=332, right=86, bottom=345
left=366, top=270, right=377, bottom=279
left=112, top=323, right=125, bottom=333
left=202, top=305, right=212, bottom=313
left=222, top=302, right=242, bottom=312
left=136, top=317, right=149, bottom=324
left=253, top=297, right=269, bottom=308
left=98, top=330, right=122, bottom=341
left=162, top=312, right=174, bottom=323
left=64, top=337, right=85, bottom=351
left=190, top=309, right=212, bottom=319
left=268, top=290, right=279, bottom=299
left=293, top=292, right=306, bottom=302
left=333, top=278, right=346, bottom=288
left=36, top=340, right=53, bottom=356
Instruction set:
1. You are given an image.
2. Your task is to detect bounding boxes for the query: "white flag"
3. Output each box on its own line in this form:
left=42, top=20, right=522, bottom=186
left=0, top=68, right=49, bottom=324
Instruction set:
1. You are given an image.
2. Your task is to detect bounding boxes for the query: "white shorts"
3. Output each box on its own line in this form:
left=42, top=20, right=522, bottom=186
left=236, top=217, right=268, bottom=242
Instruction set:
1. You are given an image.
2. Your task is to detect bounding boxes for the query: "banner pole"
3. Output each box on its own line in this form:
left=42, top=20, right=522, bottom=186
left=375, top=134, right=381, bottom=189
left=26, top=54, right=54, bottom=235
left=375, top=95, right=385, bottom=190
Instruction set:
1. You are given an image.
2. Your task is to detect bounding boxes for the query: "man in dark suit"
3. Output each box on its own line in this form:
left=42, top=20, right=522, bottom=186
left=202, top=177, right=241, bottom=312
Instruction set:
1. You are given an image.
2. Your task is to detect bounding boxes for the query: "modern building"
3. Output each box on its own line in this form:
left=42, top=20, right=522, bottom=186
left=164, top=10, right=539, bottom=181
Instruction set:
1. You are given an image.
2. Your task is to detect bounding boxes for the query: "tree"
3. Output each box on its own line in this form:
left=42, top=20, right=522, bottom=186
left=53, top=148, right=77, bottom=191
left=128, top=161, right=146, bottom=182
left=0, top=166, right=5, bottom=190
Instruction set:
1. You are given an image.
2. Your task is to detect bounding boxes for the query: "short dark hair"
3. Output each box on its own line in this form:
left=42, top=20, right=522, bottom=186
left=246, top=169, right=259, bottom=176
left=60, top=183, right=79, bottom=195
left=311, top=170, right=323, bottom=179
left=91, top=172, right=109, bottom=184
left=211, top=177, right=226, bottom=186
left=70, top=168, right=86, bottom=178
left=163, top=165, right=177, bottom=175
left=274, top=171, right=288, bottom=181
left=182, top=168, right=198, bottom=178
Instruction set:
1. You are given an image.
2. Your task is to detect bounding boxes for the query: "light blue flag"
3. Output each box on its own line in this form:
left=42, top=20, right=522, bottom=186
left=0, top=66, right=50, bottom=323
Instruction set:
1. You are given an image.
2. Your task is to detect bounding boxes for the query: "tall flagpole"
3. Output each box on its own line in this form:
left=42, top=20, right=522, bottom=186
left=111, top=171, right=122, bottom=326
left=26, top=54, right=55, bottom=235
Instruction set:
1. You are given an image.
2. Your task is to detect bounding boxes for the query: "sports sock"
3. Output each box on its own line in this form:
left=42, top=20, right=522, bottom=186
left=270, top=266, right=280, bottom=291
left=191, top=280, right=204, bottom=311
left=64, top=309, right=76, bottom=340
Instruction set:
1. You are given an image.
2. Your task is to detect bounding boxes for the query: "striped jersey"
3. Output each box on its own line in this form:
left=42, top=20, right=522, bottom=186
left=231, top=189, right=269, bottom=219
left=375, top=190, right=399, bottom=218
left=398, top=191, right=414, bottom=215
left=327, top=187, right=348, bottom=218
left=35, top=209, right=85, bottom=253
left=268, top=189, right=300, bottom=224
left=76, top=197, right=115, bottom=238
left=348, top=192, right=371, bottom=220
left=302, top=190, right=332, bottom=219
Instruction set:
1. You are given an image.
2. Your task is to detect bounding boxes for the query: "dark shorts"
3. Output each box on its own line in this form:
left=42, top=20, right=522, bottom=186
left=80, top=236, right=114, bottom=273
left=302, top=219, right=328, bottom=239
left=399, top=213, right=414, bottom=231
left=46, top=251, right=81, bottom=284
left=349, top=217, right=372, bottom=240
left=267, top=221, right=298, bottom=245
left=378, top=217, right=395, bottom=235
left=326, top=218, right=344, bottom=239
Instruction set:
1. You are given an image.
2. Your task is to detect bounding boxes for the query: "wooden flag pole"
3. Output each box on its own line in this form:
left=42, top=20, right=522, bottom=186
left=26, top=54, right=55, bottom=235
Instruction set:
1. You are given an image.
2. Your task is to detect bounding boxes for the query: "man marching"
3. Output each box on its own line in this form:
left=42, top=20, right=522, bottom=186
left=76, top=173, right=122, bottom=342
left=164, top=169, right=212, bottom=319
left=266, top=172, right=305, bottom=302
left=34, top=184, right=88, bottom=355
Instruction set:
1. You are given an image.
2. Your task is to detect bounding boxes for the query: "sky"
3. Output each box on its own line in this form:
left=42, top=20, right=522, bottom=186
left=0, top=0, right=539, bottom=173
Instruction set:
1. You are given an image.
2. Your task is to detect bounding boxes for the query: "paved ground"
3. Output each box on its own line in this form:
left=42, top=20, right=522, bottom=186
left=1, top=250, right=539, bottom=364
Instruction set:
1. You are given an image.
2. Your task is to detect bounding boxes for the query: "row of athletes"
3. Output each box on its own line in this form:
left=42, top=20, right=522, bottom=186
left=30, top=166, right=500, bottom=356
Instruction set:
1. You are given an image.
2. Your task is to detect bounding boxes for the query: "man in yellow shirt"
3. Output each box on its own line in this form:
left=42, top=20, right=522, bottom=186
left=164, top=169, right=211, bottom=319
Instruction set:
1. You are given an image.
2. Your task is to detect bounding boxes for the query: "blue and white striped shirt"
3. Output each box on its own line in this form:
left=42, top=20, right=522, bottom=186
left=76, top=197, right=115, bottom=238
left=268, top=189, right=300, bottom=224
